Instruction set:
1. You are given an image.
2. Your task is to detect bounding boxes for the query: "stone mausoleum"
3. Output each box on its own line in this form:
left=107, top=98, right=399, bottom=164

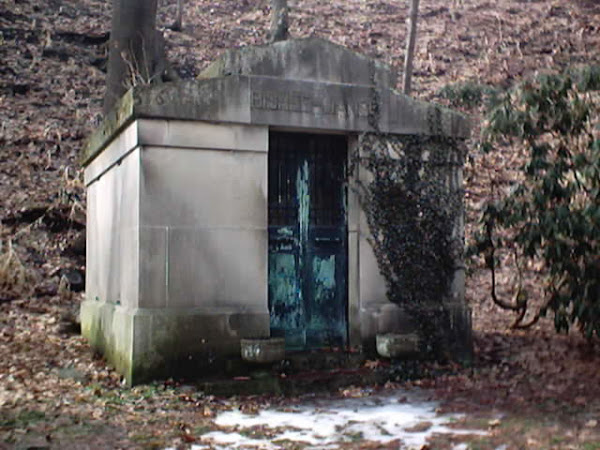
left=82, top=38, right=472, bottom=385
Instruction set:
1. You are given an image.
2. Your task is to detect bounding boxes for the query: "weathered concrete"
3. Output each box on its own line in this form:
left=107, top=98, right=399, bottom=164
left=376, top=333, right=420, bottom=358
left=240, top=338, right=286, bottom=364
left=85, top=147, right=140, bottom=309
left=81, top=301, right=270, bottom=385
left=80, top=301, right=134, bottom=380
left=198, top=38, right=396, bottom=88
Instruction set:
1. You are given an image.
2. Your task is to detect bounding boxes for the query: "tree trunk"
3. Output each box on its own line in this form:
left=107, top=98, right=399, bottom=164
left=103, top=0, right=160, bottom=114
left=402, top=0, right=420, bottom=96
left=171, top=0, right=183, bottom=31
left=269, top=0, right=289, bottom=43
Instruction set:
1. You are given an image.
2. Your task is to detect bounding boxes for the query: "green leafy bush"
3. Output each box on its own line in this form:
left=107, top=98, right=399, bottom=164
left=438, top=81, right=500, bottom=109
left=472, top=66, right=600, bottom=337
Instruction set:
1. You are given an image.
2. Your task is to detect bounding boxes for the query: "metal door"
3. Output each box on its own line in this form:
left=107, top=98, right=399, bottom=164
left=268, top=132, right=348, bottom=350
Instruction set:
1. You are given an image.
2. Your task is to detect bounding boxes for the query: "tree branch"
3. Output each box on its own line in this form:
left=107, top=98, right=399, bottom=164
left=402, top=0, right=420, bottom=95
left=269, top=0, right=289, bottom=43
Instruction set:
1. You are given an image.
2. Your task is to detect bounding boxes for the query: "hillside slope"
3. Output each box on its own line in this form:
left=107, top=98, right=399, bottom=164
left=2, top=0, right=599, bottom=299
left=1, top=0, right=600, bottom=448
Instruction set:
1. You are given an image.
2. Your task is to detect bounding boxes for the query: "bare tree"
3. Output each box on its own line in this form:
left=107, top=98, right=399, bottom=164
left=171, top=0, right=183, bottom=32
left=269, top=0, right=289, bottom=43
left=402, top=0, right=420, bottom=95
left=104, top=0, right=162, bottom=114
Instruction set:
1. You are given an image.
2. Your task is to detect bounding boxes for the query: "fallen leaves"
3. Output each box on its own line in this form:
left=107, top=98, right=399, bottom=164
left=488, top=418, right=501, bottom=428
left=404, top=421, right=433, bottom=433
left=363, top=359, right=386, bottom=369
left=201, top=405, right=215, bottom=418
left=180, top=431, right=196, bottom=443
left=1, top=0, right=600, bottom=447
left=340, top=386, right=370, bottom=398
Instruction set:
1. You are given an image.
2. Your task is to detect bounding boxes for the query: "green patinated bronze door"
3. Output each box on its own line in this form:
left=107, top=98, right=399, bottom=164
left=268, top=132, right=348, bottom=350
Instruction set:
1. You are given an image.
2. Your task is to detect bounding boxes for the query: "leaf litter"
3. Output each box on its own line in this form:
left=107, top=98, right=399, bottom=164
left=1, top=0, right=600, bottom=448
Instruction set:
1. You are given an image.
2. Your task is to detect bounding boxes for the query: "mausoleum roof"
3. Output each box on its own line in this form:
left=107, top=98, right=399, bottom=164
left=198, top=37, right=396, bottom=88
left=84, top=38, right=470, bottom=166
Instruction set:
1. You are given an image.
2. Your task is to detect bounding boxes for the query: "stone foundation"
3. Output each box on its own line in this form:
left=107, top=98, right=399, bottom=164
left=81, top=301, right=269, bottom=385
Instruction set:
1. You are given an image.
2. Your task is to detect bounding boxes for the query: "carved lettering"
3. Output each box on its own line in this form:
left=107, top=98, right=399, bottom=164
left=133, top=91, right=145, bottom=107
left=251, top=90, right=264, bottom=109
left=154, top=86, right=173, bottom=106
left=251, top=89, right=370, bottom=119
left=190, top=85, right=208, bottom=107
left=358, top=101, right=370, bottom=118
left=288, top=93, right=301, bottom=111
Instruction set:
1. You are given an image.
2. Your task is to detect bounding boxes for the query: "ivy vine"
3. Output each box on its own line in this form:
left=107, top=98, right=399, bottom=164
left=354, top=132, right=466, bottom=356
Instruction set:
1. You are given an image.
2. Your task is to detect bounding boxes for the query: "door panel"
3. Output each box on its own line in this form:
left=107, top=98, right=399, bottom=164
left=268, top=132, right=348, bottom=350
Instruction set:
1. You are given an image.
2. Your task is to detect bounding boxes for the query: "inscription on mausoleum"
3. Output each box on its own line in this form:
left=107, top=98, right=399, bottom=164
left=251, top=90, right=370, bottom=119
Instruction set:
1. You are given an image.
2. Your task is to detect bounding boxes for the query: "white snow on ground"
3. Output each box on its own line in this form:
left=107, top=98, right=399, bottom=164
left=195, top=389, right=486, bottom=449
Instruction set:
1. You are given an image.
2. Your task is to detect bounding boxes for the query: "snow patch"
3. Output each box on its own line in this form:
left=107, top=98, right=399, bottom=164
left=195, top=390, right=486, bottom=449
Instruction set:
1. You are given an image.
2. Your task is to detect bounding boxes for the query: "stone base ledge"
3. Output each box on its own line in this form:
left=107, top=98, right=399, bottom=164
left=80, top=301, right=270, bottom=385
left=414, top=302, right=473, bottom=363
left=360, top=301, right=472, bottom=363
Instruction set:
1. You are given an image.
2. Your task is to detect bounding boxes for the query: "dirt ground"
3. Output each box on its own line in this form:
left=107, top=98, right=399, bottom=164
left=1, top=0, right=600, bottom=448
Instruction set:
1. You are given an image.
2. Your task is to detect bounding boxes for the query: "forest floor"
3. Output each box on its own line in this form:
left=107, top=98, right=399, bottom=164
left=2, top=0, right=600, bottom=448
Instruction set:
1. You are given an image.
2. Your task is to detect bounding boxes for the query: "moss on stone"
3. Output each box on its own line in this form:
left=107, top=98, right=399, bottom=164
left=82, top=89, right=137, bottom=167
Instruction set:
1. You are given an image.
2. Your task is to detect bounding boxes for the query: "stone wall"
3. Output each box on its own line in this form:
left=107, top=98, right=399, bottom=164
left=82, top=120, right=272, bottom=384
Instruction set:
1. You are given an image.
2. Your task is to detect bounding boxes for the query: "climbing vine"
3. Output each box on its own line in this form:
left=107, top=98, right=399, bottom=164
left=354, top=133, right=466, bottom=356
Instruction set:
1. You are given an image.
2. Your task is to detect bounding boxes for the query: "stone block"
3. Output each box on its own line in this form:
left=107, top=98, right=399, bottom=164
left=80, top=300, right=134, bottom=381
left=240, top=338, right=285, bottom=364
left=166, top=228, right=267, bottom=310
left=360, top=302, right=416, bottom=343
left=437, top=302, right=473, bottom=363
left=134, top=76, right=251, bottom=125
left=81, top=301, right=270, bottom=385
left=376, top=333, right=420, bottom=358
left=118, top=227, right=139, bottom=308
left=85, top=74, right=469, bottom=164
left=198, top=37, right=396, bottom=88
left=137, top=120, right=267, bottom=152
left=140, top=146, right=267, bottom=228
left=131, top=308, right=269, bottom=384
left=84, top=120, right=140, bottom=185
left=138, top=226, right=167, bottom=309
left=248, top=77, right=384, bottom=132
left=85, top=148, right=140, bottom=306
left=358, top=234, right=387, bottom=307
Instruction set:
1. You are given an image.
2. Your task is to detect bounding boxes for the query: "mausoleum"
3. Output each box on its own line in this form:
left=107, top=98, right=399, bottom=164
left=82, top=38, right=472, bottom=385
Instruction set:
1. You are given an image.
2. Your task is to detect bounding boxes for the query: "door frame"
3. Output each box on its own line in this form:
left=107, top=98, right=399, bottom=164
left=267, top=129, right=356, bottom=349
